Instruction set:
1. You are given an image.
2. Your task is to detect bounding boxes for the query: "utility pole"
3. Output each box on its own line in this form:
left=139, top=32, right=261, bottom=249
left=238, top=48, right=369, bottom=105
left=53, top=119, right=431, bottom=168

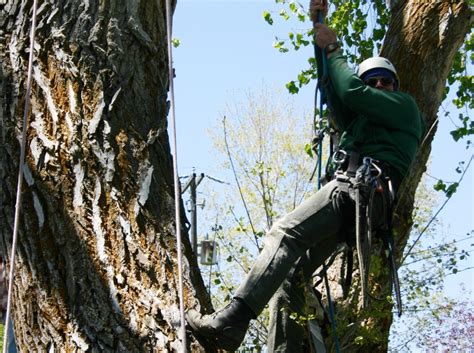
left=181, top=173, right=204, bottom=253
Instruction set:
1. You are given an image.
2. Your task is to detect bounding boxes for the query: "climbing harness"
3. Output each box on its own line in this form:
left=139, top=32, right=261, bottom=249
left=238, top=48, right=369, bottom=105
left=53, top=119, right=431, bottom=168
left=332, top=152, right=403, bottom=316
left=3, top=1, right=38, bottom=352
left=164, top=0, right=188, bottom=350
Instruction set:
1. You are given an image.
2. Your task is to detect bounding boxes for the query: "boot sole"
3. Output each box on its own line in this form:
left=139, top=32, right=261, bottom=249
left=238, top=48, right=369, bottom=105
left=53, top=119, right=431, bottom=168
left=187, top=319, right=243, bottom=351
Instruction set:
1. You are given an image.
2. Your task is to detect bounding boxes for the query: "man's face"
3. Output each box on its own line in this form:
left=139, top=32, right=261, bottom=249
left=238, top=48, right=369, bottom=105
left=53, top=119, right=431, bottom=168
left=364, top=76, right=395, bottom=92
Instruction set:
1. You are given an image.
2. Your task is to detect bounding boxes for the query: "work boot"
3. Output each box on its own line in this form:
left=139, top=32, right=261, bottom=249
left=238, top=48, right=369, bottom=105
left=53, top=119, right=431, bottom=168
left=186, top=298, right=256, bottom=351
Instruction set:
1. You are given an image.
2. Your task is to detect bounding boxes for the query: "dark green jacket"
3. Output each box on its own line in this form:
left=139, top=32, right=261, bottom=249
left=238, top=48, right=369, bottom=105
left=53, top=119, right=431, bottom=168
left=326, top=52, right=423, bottom=182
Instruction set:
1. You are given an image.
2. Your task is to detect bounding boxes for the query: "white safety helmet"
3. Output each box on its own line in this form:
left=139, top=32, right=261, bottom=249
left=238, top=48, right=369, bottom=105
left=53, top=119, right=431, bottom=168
left=358, top=57, right=399, bottom=87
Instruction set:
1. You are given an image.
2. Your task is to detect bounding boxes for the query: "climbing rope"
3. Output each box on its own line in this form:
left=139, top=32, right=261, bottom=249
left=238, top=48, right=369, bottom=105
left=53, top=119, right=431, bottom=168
left=315, top=13, right=328, bottom=187
left=164, top=0, right=187, bottom=351
left=3, top=1, right=38, bottom=352
left=313, top=10, right=342, bottom=353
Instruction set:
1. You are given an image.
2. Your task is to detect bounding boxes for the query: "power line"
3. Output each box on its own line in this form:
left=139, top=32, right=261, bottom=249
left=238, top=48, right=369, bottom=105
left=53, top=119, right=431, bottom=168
left=401, top=154, right=473, bottom=266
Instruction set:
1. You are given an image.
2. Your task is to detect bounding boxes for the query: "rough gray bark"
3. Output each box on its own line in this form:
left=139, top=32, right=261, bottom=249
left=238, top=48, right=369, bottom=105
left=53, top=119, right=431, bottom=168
left=0, top=0, right=212, bottom=351
left=321, top=1, right=472, bottom=351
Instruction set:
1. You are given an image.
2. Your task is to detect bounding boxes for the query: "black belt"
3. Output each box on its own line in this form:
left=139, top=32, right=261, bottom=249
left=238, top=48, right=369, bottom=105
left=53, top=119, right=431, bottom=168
left=332, top=150, right=361, bottom=177
left=331, top=150, right=400, bottom=193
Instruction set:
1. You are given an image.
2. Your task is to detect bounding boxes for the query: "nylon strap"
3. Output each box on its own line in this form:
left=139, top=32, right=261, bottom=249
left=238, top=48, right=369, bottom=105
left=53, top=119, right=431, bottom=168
left=355, top=185, right=369, bottom=308
left=353, top=160, right=403, bottom=315
left=380, top=180, right=403, bottom=317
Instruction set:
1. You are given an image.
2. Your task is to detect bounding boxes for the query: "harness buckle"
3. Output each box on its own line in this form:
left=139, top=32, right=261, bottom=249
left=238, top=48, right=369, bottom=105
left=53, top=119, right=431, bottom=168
left=367, top=158, right=382, bottom=178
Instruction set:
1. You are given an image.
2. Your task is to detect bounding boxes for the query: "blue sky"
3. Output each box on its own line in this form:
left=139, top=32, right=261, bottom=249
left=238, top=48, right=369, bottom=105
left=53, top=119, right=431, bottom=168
left=171, top=0, right=473, bottom=347
left=173, top=0, right=312, bottom=175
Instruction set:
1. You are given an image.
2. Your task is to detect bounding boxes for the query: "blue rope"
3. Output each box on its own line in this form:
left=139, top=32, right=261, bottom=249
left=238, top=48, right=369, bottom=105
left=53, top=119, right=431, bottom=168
left=314, top=11, right=329, bottom=191
left=314, top=10, right=342, bottom=353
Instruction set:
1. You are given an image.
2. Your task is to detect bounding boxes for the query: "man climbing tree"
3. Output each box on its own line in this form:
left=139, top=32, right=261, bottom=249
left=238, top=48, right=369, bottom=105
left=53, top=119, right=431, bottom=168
left=187, top=0, right=424, bottom=351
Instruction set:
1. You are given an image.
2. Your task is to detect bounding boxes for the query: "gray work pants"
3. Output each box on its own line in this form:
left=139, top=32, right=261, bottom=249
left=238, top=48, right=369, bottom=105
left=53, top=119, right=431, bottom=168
left=234, top=178, right=384, bottom=352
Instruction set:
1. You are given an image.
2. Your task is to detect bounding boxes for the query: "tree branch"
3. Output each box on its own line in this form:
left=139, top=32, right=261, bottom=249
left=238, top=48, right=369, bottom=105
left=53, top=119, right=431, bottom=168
left=222, top=116, right=261, bottom=249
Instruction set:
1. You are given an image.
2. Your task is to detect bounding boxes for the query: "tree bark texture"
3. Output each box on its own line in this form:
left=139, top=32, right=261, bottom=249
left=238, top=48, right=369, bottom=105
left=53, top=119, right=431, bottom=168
left=0, top=0, right=212, bottom=351
left=383, top=0, right=471, bottom=258
left=321, top=1, right=472, bottom=352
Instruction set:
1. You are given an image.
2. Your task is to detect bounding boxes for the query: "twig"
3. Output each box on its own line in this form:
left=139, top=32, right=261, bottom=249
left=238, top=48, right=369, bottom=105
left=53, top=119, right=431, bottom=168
left=222, top=116, right=261, bottom=249
left=407, top=234, right=474, bottom=256
left=401, top=154, right=473, bottom=265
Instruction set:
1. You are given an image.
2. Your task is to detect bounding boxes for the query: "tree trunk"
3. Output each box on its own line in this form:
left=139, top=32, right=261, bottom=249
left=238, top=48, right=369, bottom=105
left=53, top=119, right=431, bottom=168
left=383, top=0, right=471, bottom=259
left=0, top=0, right=212, bottom=351
left=323, top=1, right=472, bottom=351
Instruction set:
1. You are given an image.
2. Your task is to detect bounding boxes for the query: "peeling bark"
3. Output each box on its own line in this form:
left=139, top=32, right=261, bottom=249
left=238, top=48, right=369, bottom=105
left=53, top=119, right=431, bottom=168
left=0, top=0, right=212, bottom=351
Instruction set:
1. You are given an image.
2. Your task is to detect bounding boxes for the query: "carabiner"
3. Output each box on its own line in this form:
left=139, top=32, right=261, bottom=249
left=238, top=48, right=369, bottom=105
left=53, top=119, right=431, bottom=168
left=332, top=150, right=347, bottom=165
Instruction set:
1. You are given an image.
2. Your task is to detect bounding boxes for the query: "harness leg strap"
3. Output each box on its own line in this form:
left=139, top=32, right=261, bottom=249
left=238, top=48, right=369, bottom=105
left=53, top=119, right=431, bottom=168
left=355, top=186, right=369, bottom=308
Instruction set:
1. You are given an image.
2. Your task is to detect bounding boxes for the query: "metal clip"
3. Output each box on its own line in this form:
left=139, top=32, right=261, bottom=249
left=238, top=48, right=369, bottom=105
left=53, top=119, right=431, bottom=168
left=332, top=150, right=348, bottom=165
left=387, top=178, right=395, bottom=203
left=369, top=161, right=382, bottom=179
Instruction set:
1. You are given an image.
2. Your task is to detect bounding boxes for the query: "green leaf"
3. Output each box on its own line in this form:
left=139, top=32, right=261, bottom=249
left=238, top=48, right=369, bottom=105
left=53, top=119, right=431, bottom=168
left=171, top=38, right=181, bottom=48
left=286, top=81, right=299, bottom=94
left=263, top=10, right=274, bottom=25
left=279, top=9, right=290, bottom=20
left=445, top=182, right=459, bottom=198
left=289, top=2, right=297, bottom=13
left=297, top=72, right=310, bottom=86
left=305, top=143, right=314, bottom=158
left=450, top=114, right=474, bottom=142
left=273, top=39, right=289, bottom=53
left=433, top=180, right=446, bottom=192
